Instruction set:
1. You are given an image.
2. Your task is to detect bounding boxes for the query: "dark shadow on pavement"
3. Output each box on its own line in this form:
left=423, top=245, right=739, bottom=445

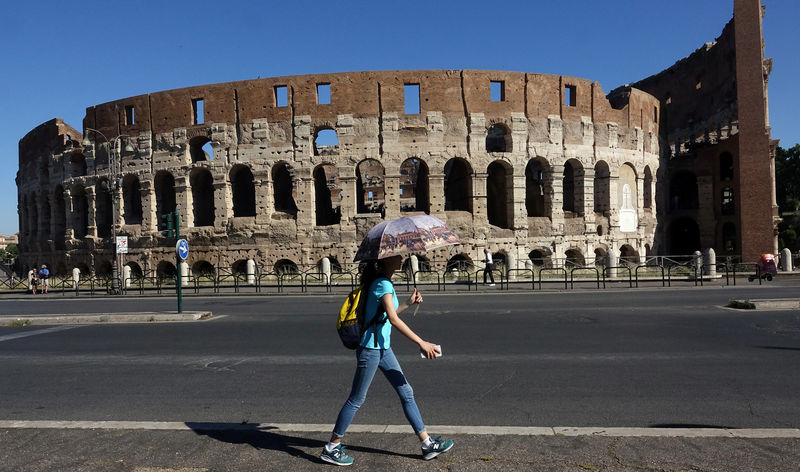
left=755, top=345, right=800, bottom=351
left=650, top=423, right=736, bottom=429
left=186, top=422, right=419, bottom=464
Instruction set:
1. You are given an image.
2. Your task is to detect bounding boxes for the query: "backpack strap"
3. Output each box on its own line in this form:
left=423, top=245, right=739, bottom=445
left=366, top=276, right=391, bottom=348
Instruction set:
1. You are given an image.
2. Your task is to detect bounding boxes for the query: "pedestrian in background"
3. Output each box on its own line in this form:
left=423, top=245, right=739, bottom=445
left=38, top=264, right=50, bottom=294
left=28, top=267, right=38, bottom=295
left=483, top=248, right=496, bottom=286
left=321, top=255, right=454, bottom=466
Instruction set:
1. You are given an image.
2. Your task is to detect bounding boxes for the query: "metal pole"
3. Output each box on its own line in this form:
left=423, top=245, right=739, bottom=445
left=176, top=209, right=182, bottom=314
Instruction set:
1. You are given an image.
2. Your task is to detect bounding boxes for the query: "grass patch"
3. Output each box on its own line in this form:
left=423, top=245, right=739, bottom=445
left=10, top=319, right=31, bottom=327
left=578, top=465, right=598, bottom=471
left=726, top=298, right=756, bottom=309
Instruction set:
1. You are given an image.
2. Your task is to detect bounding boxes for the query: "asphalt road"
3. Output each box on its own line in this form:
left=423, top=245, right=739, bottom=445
left=1, top=283, right=799, bottom=432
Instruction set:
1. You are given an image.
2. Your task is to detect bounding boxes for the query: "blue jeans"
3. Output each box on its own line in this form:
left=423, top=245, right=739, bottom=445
left=333, top=347, right=426, bottom=437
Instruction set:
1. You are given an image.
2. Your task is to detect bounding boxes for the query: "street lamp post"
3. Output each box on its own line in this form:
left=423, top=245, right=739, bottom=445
left=82, top=128, right=134, bottom=295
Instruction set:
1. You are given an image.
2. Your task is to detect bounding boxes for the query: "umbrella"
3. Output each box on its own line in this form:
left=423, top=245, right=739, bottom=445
left=353, top=214, right=460, bottom=262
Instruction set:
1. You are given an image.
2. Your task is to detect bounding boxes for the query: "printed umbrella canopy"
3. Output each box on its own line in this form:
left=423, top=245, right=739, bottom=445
left=353, top=214, right=460, bottom=261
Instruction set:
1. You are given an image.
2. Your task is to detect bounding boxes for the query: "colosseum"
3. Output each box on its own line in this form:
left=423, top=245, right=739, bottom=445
left=16, top=0, right=778, bottom=281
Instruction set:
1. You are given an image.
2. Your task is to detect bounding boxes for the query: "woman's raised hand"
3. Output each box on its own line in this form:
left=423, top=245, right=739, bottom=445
left=407, top=288, right=423, bottom=305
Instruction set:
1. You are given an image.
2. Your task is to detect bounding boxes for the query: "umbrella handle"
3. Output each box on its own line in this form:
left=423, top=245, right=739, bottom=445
left=412, top=303, right=421, bottom=317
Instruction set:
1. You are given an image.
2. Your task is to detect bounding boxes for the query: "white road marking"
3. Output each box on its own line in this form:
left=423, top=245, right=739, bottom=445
left=0, top=420, right=797, bottom=438
left=0, top=325, right=81, bottom=342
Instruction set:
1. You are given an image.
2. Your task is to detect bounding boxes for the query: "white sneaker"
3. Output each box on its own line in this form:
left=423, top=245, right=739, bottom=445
left=489, top=283, right=495, bottom=287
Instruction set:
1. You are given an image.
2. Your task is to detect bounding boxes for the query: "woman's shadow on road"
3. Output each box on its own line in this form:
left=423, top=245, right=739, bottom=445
left=186, top=422, right=418, bottom=463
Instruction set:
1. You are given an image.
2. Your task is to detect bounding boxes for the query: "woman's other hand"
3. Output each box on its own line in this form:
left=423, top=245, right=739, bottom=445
left=419, top=341, right=440, bottom=359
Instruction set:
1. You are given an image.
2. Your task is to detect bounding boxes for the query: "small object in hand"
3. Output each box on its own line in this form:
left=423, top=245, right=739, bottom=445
left=420, top=344, right=442, bottom=359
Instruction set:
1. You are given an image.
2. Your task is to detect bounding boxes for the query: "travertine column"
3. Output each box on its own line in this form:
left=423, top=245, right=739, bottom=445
left=63, top=189, right=74, bottom=239
left=428, top=173, right=445, bottom=217
left=140, top=180, right=155, bottom=233
left=175, top=176, right=190, bottom=229
left=213, top=181, right=229, bottom=230
left=86, top=186, right=97, bottom=238
left=549, top=165, right=565, bottom=231
left=473, top=172, right=488, bottom=229
left=384, top=171, right=401, bottom=220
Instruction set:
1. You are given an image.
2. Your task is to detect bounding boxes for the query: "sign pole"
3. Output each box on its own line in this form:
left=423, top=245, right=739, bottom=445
left=175, top=210, right=183, bottom=314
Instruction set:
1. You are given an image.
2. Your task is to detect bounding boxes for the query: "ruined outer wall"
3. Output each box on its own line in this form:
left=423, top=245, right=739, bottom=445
left=18, top=69, right=660, bottom=275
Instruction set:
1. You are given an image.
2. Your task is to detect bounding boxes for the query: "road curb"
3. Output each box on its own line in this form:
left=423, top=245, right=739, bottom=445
left=0, top=312, right=212, bottom=325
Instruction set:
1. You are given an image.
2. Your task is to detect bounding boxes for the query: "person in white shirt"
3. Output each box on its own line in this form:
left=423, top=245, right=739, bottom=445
left=483, top=248, right=496, bottom=286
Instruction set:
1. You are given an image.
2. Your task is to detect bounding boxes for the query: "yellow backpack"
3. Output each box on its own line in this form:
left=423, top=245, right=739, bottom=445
left=337, top=281, right=387, bottom=349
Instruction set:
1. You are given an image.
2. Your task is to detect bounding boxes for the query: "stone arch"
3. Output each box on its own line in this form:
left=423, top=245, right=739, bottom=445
left=154, top=171, right=177, bottom=229
left=54, top=186, right=66, bottom=248
left=620, top=244, right=639, bottom=264
left=314, top=128, right=339, bottom=156
left=444, top=158, right=473, bottom=212
left=356, top=159, right=384, bottom=214
left=564, top=248, right=585, bottom=267
left=317, top=256, right=343, bottom=273
left=594, top=161, right=610, bottom=213
left=594, top=247, right=607, bottom=267
left=274, top=259, right=299, bottom=275
left=526, top=157, right=549, bottom=218
left=669, top=171, right=698, bottom=211
left=95, top=179, right=113, bottom=238
left=668, top=218, right=701, bottom=255
left=70, top=151, right=87, bottom=177
left=230, top=165, right=256, bottom=217
left=618, top=163, right=638, bottom=233
left=232, top=259, right=248, bottom=275
left=272, top=162, right=298, bottom=215
left=95, top=259, right=113, bottom=277
left=528, top=248, right=552, bottom=268
left=190, top=168, right=215, bottom=227
left=122, top=175, right=143, bottom=225
left=400, top=158, right=430, bottom=214
left=486, top=123, right=511, bottom=153
left=72, top=184, right=89, bottom=239
left=487, top=160, right=513, bottom=229
left=192, top=260, right=216, bottom=277
left=125, top=261, right=143, bottom=279
left=562, top=159, right=584, bottom=216
left=643, top=166, right=653, bottom=209
left=402, top=255, right=431, bottom=275
left=157, top=260, right=177, bottom=279
left=189, top=136, right=213, bottom=162
left=446, top=254, right=474, bottom=272
left=313, top=163, right=341, bottom=226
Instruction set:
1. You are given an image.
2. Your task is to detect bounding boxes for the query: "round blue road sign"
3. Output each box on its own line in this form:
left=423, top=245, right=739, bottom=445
left=176, top=239, right=189, bottom=260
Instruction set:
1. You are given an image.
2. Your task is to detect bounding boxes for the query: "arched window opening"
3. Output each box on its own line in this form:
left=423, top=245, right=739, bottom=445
left=720, top=152, right=734, bottom=181
left=594, top=161, right=610, bottom=214
left=562, top=159, right=584, bottom=216
left=274, top=259, right=299, bottom=275
left=72, top=185, right=89, bottom=239
left=620, top=244, right=639, bottom=265
left=154, top=172, right=177, bottom=231
left=157, top=261, right=177, bottom=280
left=95, top=179, right=113, bottom=238
left=444, top=158, right=473, bottom=212
left=192, top=260, right=216, bottom=278
left=445, top=254, right=474, bottom=274
left=314, top=164, right=341, bottom=226
left=643, top=166, right=653, bottom=209
left=669, top=172, right=698, bottom=211
left=668, top=218, right=701, bottom=255
left=487, top=161, right=513, bottom=229
left=594, top=248, right=607, bottom=268
left=232, top=260, right=248, bottom=275
left=564, top=248, right=585, bottom=268
left=525, top=159, right=547, bottom=217
left=54, top=186, right=66, bottom=249
left=125, top=262, right=143, bottom=280
left=722, top=222, right=737, bottom=253
left=230, top=165, right=256, bottom=217
left=70, top=152, right=87, bottom=177
left=721, top=187, right=735, bottom=216
left=190, top=136, right=213, bottom=162
left=400, top=158, right=430, bottom=214
left=356, top=159, right=385, bottom=214
left=486, top=124, right=511, bottom=153
left=314, top=129, right=339, bottom=156
left=529, top=249, right=552, bottom=268
left=619, top=164, right=638, bottom=233
left=122, top=175, right=143, bottom=225
left=190, top=169, right=215, bottom=227
left=317, top=256, right=343, bottom=274
left=95, top=260, right=113, bottom=277
left=272, top=163, right=298, bottom=215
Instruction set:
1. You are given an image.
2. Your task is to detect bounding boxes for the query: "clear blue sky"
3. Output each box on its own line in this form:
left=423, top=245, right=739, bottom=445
left=1, top=0, right=797, bottom=236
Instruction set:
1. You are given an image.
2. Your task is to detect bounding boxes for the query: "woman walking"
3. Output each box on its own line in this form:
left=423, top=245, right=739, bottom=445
left=321, top=255, right=454, bottom=466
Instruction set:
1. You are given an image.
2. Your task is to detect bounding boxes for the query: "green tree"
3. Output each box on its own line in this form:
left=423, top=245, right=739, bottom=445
left=776, top=144, right=800, bottom=251
left=0, top=243, right=17, bottom=264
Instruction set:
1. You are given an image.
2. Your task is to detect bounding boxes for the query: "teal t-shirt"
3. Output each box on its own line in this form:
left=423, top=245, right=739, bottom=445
left=360, top=277, right=398, bottom=349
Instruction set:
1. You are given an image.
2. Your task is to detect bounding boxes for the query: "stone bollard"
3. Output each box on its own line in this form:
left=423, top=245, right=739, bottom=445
left=180, top=262, right=189, bottom=287
left=507, top=253, right=516, bottom=280
left=693, top=251, right=703, bottom=277
left=606, top=250, right=618, bottom=278
left=781, top=248, right=793, bottom=272
left=123, top=265, right=131, bottom=288
left=703, top=248, right=717, bottom=276
left=321, top=257, right=331, bottom=284
left=246, top=259, right=256, bottom=285
left=72, top=267, right=80, bottom=290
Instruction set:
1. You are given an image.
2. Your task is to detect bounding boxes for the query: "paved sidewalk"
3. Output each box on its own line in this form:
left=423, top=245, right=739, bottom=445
left=1, top=423, right=798, bottom=472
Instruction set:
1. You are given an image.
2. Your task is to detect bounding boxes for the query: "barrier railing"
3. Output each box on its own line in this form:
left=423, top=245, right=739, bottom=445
left=473, top=269, right=505, bottom=291
left=538, top=268, right=567, bottom=290
left=305, top=272, right=331, bottom=293
left=570, top=267, right=601, bottom=289
left=602, top=266, right=633, bottom=288
left=505, top=268, right=535, bottom=291
left=412, top=270, right=441, bottom=291
left=635, top=265, right=665, bottom=287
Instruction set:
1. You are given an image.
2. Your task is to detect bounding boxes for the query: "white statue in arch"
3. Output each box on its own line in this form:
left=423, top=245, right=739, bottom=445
left=619, top=183, right=638, bottom=233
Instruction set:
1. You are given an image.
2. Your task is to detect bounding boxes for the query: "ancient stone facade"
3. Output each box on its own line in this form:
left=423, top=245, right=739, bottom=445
left=16, top=0, right=777, bottom=276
